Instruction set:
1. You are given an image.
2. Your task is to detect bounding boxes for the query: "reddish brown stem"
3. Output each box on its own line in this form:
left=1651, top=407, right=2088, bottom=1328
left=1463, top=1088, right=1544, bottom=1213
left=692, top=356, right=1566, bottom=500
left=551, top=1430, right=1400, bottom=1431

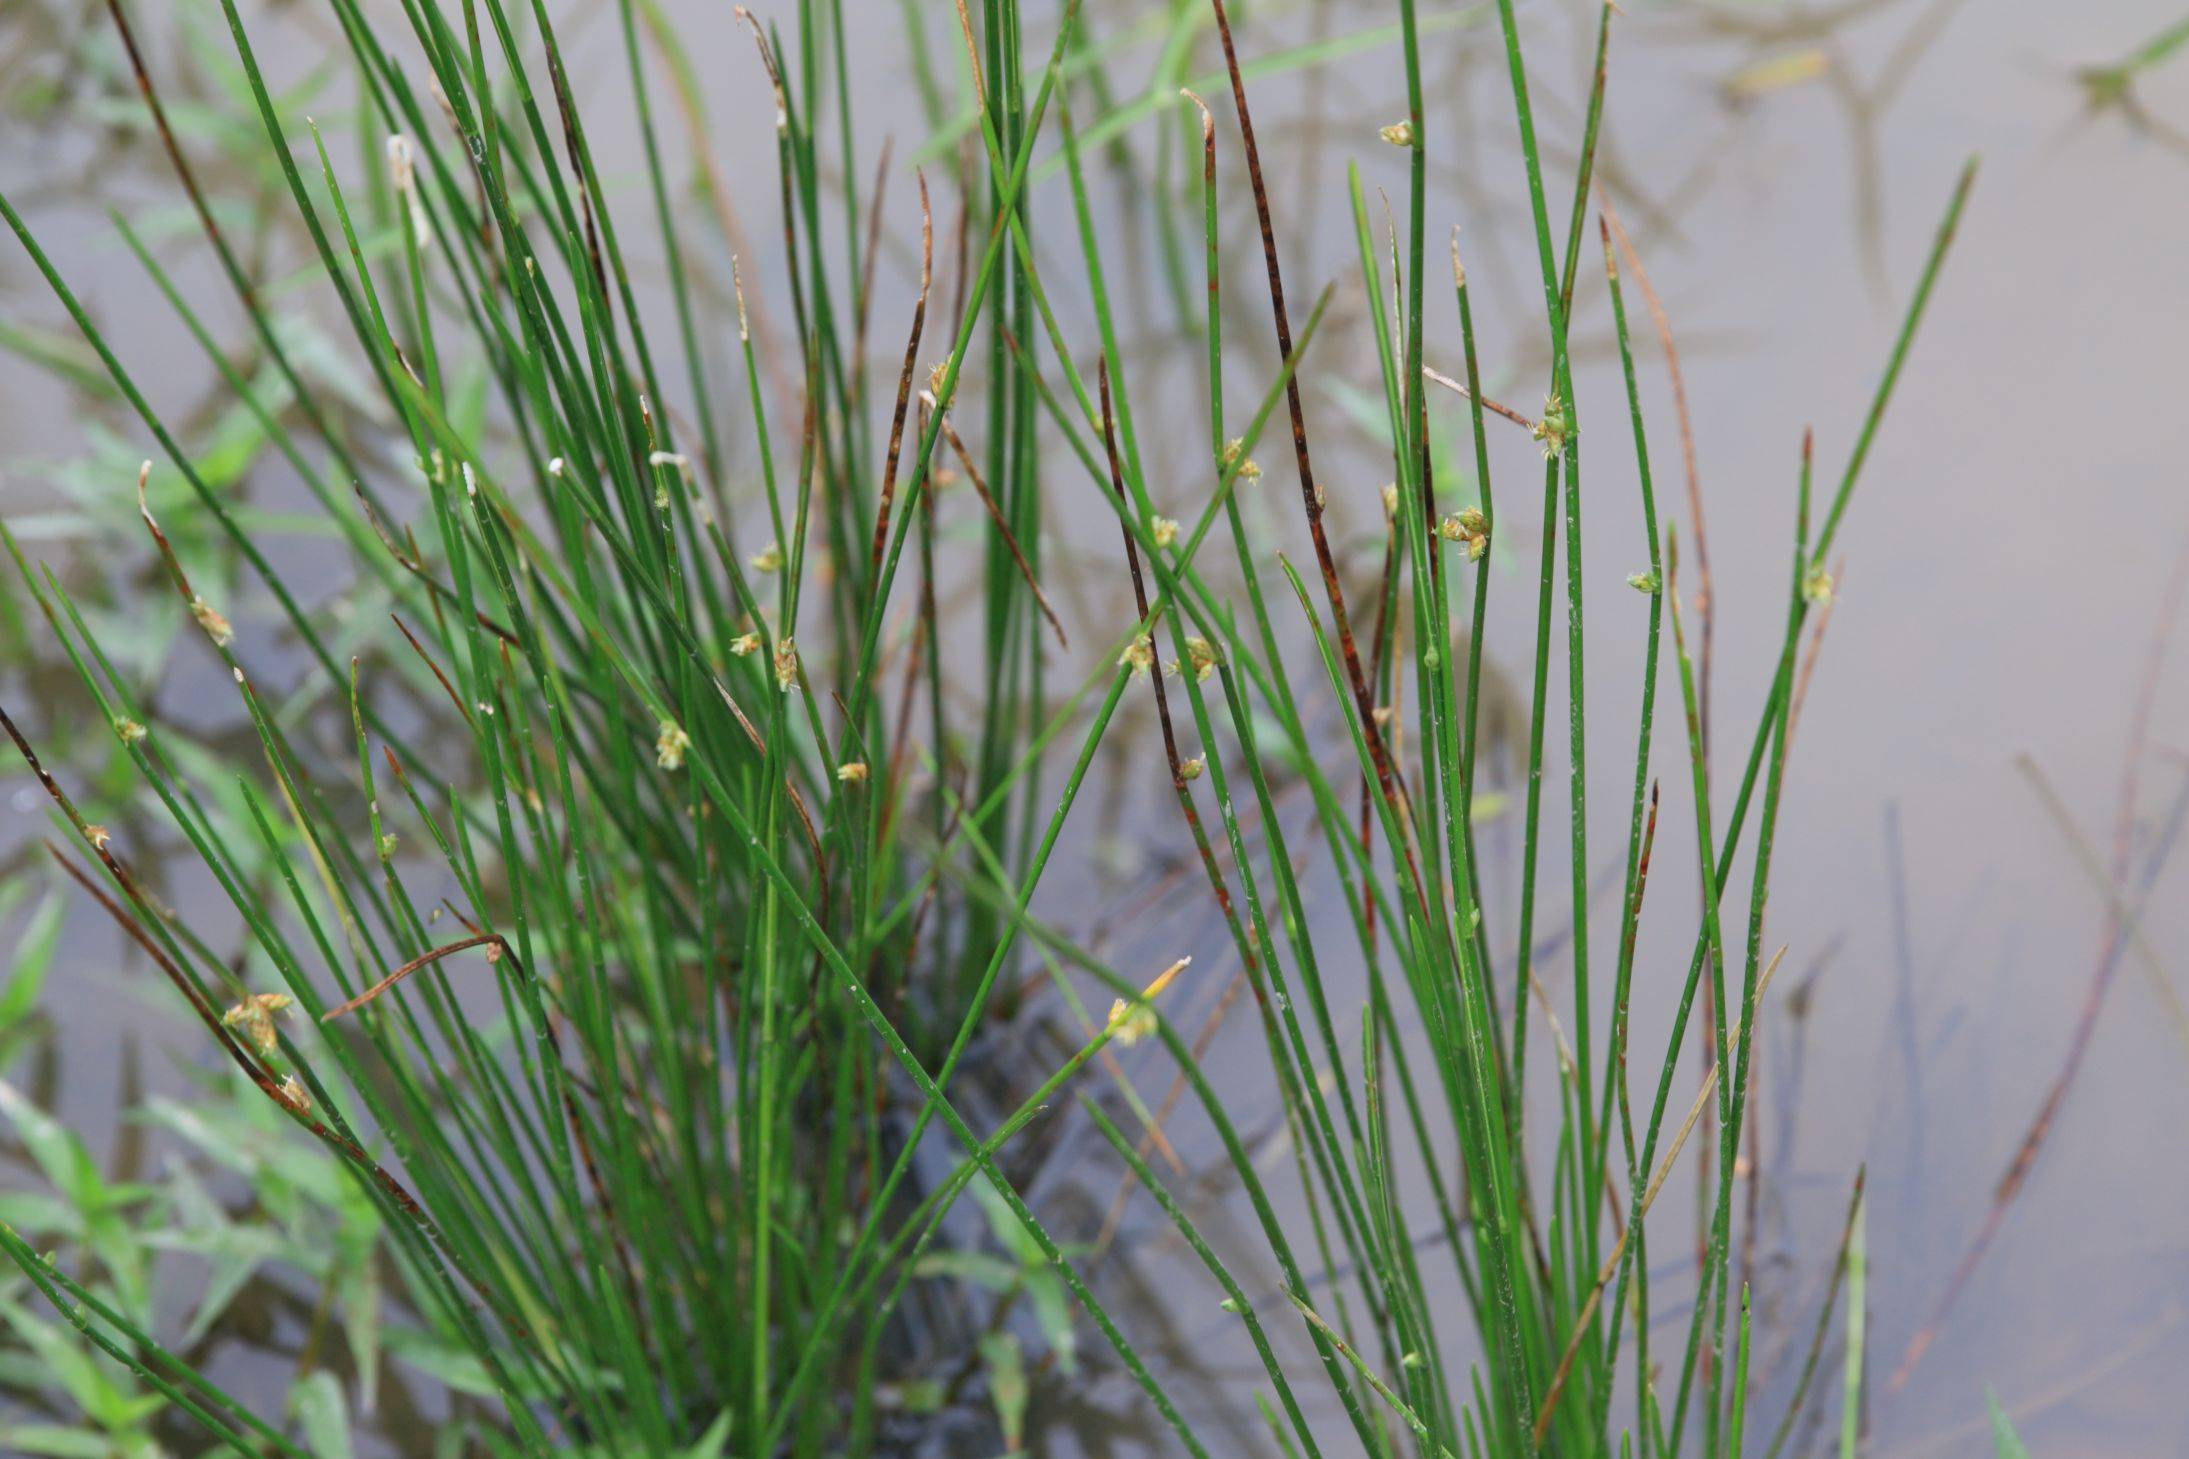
left=1204, top=0, right=1421, bottom=906
left=927, top=390, right=1067, bottom=648
left=0, top=698, right=522, bottom=1335
left=1423, top=363, right=1540, bottom=433
left=320, top=933, right=501, bottom=1021
left=392, top=614, right=479, bottom=732
left=868, top=170, right=933, bottom=592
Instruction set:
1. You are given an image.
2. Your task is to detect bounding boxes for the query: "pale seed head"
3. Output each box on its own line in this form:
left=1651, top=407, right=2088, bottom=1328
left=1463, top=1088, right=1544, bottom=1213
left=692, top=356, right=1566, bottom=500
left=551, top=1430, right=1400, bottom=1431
left=1184, top=636, right=1221, bottom=682
left=191, top=595, right=234, bottom=649
left=386, top=134, right=416, bottom=192
left=656, top=720, right=691, bottom=771
left=774, top=637, right=799, bottom=692
left=1105, top=956, right=1189, bottom=1047
left=1105, top=998, right=1156, bottom=1047
left=276, top=1075, right=312, bottom=1116
left=222, top=993, right=293, bottom=1056
left=1438, top=509, right=1489, bottom=561
left=1531, top=393, right=1571, bottom=460
left=1221, top=437, right=1262, bottom=482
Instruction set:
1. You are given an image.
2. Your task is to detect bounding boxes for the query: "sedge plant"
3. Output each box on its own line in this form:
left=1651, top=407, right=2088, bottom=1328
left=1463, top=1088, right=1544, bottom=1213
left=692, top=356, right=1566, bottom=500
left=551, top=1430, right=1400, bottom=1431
left=0, top=0, right=1975, bottom=1454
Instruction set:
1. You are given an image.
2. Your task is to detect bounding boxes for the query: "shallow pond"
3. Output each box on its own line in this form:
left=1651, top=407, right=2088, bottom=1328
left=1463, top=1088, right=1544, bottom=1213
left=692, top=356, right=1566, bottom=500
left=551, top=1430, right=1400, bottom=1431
left=3, top=0, right=2187, bottom=1454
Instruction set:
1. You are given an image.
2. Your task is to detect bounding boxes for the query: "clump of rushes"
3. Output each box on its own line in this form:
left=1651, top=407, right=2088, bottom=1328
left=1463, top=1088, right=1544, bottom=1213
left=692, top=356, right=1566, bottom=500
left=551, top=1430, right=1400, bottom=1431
left=1057, top=0, right=1972, bottom=1453
left=0, top=0, right=1974, bottom=1456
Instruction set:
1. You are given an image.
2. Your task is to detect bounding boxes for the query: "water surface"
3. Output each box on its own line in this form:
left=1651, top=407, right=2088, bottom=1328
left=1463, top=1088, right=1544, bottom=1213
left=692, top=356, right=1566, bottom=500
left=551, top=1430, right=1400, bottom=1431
left=3, top=0, right=2188, bottom=1453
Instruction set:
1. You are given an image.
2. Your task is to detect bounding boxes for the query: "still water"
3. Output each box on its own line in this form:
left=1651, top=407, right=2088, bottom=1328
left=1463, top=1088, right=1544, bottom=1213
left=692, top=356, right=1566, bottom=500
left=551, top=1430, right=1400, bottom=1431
left=3, top=0, right=2187, bottom=1453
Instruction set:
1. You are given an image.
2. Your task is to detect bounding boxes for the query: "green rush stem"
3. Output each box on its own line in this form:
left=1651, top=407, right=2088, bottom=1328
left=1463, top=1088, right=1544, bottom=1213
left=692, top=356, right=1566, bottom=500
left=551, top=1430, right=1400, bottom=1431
left=1576, top=212, right=1670, bottom=1459
left=1610, top=158, right=1975, bottom=1454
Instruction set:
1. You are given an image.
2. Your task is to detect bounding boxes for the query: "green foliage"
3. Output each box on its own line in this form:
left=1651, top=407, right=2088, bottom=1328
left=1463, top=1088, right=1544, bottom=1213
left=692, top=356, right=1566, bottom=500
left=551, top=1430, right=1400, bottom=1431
left=0, top=0, right=1977, bottom=1454
left=1987, top=1388, right=2033, bottom=1459
left=0, top=951, right=387, bottom=1454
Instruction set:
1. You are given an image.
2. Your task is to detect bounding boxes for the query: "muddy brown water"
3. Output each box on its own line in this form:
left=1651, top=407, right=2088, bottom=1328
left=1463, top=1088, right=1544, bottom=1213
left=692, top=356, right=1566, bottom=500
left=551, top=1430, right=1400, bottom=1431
left=4, top=0, right=2188, bottom=1453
